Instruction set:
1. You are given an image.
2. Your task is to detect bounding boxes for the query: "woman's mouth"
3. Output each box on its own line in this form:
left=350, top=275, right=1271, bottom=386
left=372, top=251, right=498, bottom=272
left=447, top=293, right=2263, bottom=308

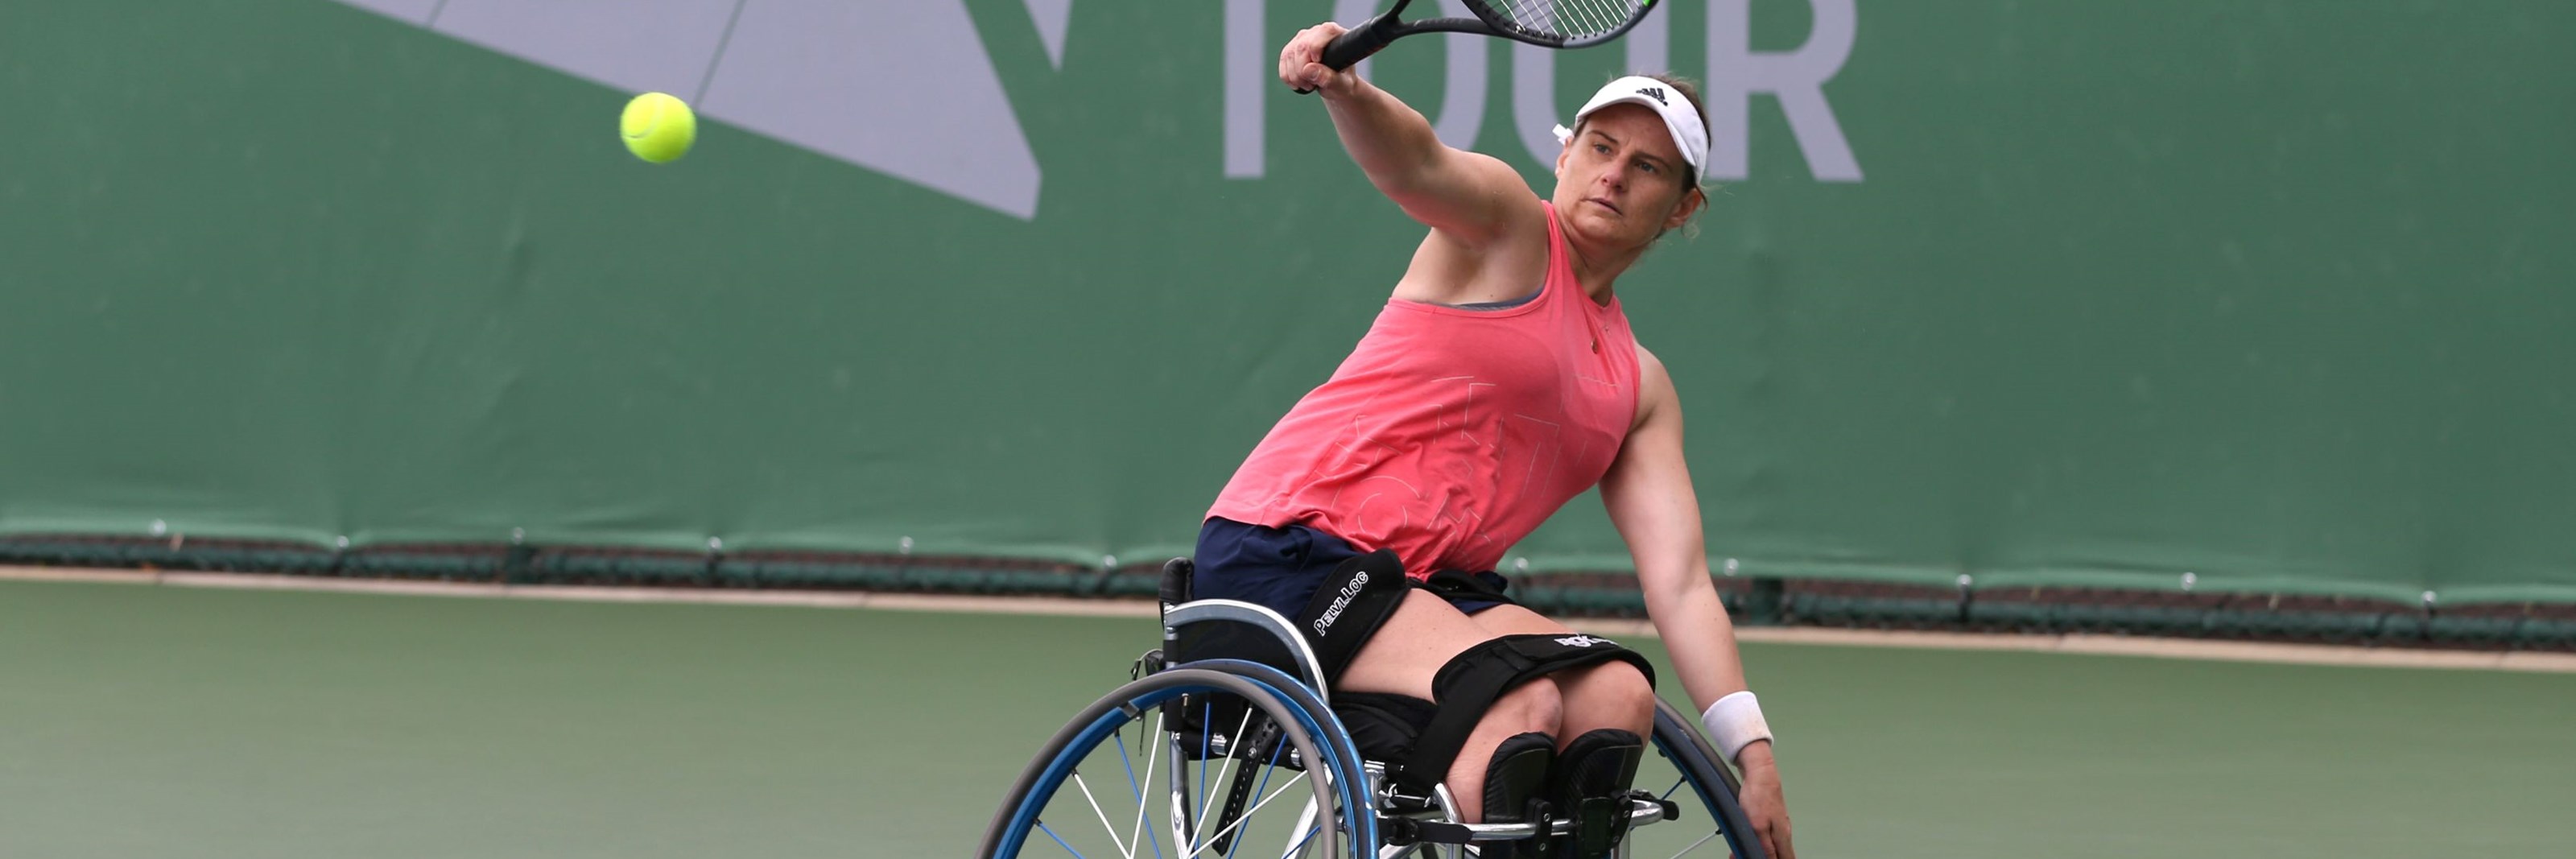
left=1586, top=196, right=1623, bottom=215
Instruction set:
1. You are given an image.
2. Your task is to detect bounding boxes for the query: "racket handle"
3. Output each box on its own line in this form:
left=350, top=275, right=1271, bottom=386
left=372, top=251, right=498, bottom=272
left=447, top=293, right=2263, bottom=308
left=1292, top=12, right=1398, bottom=95
left=1320, top=12, right=1399, bottom=71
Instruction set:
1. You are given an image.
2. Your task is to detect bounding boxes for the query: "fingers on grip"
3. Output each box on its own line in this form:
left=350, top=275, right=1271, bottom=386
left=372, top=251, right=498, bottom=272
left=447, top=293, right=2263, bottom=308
left=1282, top=23, right=1346, bottom=94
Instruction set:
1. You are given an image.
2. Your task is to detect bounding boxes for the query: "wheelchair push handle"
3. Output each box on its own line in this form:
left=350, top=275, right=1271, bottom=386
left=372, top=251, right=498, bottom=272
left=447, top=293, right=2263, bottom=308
left=1158, top=557, right=1195, bottom=608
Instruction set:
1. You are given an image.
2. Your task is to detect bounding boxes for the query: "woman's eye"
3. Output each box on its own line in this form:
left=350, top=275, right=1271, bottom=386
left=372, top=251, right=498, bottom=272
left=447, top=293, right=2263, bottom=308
left=1639, top=161, right=1659, bottom=175
left=1592, top=143, right=1610, bottom=154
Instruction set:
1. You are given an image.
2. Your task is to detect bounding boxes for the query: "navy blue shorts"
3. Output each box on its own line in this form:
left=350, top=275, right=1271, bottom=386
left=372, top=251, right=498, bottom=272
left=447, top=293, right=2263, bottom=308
left=1193, top=518, right=1517, bottom=621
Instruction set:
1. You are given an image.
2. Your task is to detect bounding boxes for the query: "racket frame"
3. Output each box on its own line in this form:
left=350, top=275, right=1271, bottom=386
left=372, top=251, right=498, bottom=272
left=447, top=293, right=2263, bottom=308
left=1321, top=0, right=1660, bottom=71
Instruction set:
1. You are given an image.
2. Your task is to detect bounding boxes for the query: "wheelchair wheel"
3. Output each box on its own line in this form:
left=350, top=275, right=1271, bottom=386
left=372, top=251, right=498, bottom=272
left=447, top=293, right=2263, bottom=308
left=1627, top=698, right=1770, bottom=859
left=979, top=667, right=1369, bottom=859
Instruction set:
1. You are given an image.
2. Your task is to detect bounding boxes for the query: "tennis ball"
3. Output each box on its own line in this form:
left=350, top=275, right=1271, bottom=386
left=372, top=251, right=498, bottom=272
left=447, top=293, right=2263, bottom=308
left=621, top=92, right=696, bottom=163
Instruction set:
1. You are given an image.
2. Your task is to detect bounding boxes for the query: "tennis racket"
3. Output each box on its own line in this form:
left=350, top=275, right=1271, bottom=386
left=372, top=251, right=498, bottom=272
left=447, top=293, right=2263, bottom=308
left=1292, top=0, right=1661, bottom=93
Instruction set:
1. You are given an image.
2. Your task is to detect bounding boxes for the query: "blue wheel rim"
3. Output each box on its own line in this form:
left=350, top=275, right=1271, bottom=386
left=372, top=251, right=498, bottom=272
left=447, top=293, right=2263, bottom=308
left=993, top=669, right=1377, bottom=857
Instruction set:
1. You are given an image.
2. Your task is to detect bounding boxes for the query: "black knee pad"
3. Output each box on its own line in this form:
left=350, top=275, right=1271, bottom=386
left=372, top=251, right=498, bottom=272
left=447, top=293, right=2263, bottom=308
left=1478, top=731, right=1555, bottom=859
left=1548, top=729, right=1645, bottom=859
left=1386, top=634, right=1656, bottom=795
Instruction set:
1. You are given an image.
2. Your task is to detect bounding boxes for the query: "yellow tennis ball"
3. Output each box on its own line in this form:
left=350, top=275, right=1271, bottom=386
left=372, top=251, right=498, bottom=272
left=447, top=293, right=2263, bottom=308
left=621, top=92, right=696, bottom=163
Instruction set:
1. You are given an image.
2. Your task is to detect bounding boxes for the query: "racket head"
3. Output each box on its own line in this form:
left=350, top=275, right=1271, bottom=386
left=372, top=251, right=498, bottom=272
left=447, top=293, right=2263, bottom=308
left=1459, top=0, right=1658, bottom=48
left=1306, top=0, right=1658, bottom=84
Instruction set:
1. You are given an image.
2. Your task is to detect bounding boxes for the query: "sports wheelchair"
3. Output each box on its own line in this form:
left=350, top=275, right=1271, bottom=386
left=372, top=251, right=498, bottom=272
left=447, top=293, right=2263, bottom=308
left=977, top=559, right=1769, bottom=859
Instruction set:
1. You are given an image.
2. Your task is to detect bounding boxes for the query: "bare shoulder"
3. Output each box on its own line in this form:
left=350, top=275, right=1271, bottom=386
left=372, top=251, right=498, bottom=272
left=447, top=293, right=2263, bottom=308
left=1630, top=343, right=1679, bottom=432
left=1636, top=343, right=1670, bottom=379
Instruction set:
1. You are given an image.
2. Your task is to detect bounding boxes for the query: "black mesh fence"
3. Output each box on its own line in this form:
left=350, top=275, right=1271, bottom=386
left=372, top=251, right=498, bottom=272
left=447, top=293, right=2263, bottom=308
left=6, top=535, right=2568, bottom=652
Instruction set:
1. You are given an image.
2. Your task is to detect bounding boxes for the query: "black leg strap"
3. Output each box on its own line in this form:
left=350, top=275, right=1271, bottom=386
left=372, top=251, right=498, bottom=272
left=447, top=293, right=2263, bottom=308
left=1291, top=548, right=1410, bottom=681
left=1416, top=567, right=1522, bottom=609
left=1391, top=633, right=1656, bottom=794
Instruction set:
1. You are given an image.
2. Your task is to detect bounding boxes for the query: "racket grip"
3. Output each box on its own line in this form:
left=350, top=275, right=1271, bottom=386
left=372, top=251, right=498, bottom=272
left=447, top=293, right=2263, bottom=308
left=1319, top=13, right=1399, bottom=71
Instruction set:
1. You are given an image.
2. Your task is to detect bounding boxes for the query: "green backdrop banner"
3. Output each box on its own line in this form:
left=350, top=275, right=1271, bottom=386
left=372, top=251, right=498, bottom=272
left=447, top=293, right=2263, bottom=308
left=3, top=1, right=2570, bottom=602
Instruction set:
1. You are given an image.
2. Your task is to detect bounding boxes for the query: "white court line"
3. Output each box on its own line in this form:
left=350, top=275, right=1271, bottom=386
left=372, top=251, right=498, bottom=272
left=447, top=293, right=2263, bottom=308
left=5, top=564, right=2571, bottom=674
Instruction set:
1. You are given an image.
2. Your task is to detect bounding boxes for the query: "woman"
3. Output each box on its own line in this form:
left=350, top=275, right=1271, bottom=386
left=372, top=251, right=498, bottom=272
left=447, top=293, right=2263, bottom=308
left=1195, top=22, right=1797, bottom=859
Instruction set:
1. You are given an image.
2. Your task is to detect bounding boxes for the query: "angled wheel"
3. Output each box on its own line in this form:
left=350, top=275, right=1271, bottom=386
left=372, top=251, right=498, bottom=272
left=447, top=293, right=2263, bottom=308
left=1628, top=698, right=1770, bottom=859
left=980, top=667, right=1373, bottom=859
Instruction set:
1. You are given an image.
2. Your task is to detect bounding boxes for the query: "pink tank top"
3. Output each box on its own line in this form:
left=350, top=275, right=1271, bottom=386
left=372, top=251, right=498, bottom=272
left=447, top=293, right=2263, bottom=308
left=1208, top=202, right=1641, bottom=576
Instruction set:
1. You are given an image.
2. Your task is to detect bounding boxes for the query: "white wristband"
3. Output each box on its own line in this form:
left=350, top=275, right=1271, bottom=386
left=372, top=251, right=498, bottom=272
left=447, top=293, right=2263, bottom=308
left=1699, top=691, right=1773, bottom=764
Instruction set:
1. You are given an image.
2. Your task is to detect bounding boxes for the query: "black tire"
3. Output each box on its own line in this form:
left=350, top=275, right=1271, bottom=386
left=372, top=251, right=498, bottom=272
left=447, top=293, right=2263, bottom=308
left=1644, top=698, right=1771, bottom=859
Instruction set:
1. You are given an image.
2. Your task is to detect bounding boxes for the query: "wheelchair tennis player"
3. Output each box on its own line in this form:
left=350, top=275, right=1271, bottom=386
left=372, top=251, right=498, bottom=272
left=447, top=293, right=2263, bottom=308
left=1184, top=23, right=1799, bottom=859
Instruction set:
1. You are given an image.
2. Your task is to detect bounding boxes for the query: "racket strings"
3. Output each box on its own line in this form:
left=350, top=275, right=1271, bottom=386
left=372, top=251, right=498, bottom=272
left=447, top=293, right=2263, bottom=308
left=1479, top=0, right=1644, bottom=40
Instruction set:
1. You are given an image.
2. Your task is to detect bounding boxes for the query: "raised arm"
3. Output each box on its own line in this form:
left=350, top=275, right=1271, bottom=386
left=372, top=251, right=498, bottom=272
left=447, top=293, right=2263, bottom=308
left=1600, top=347, right=1798, bottom=859
left=1281, top=23, right=1541, bottom=247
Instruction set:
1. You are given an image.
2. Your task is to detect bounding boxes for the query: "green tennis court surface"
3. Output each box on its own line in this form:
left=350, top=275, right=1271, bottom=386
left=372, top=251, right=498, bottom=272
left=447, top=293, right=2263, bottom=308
left=3, top=580, right=2567, bottom=857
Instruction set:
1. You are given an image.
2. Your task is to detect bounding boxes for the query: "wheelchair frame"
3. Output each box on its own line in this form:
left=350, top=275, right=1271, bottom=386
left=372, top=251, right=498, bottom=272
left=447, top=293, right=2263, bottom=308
left=977, top=560, right=1769, bottom=859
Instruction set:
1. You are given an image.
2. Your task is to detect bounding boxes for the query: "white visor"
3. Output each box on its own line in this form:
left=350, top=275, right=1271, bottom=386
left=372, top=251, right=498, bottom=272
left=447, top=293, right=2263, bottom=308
left=1551, top=76, right=1707, bottom=184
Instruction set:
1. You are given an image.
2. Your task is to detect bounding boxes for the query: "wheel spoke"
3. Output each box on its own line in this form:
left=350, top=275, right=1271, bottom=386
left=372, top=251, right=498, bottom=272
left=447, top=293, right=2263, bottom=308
left=1170, top=719, right=1195, bottom=856
left=1666, top=830, right=1719, bottom=859
left=1181, top=775, right=1311, bottom=859
left=992, top=671, right=1344, bottom=859
left=1130, top=711, right=1167, bottom=859
left=1038, top=820, right=1092, bottom=859
left=1278, top=819, right=1321, bottom=859
left=1195, top=706, right=1257, bottom=849
left=1235, top=733, right=1289, bottom=855
left=1117, top=734, right=1141, bottom=799
left=1278, top=799, right=1321, bottom=859
left=1196, top=699, right=1214, bottom=839
left=1113, top=735, right=1149, bottom=855
left=1071, top=770, right=1134, bottom=859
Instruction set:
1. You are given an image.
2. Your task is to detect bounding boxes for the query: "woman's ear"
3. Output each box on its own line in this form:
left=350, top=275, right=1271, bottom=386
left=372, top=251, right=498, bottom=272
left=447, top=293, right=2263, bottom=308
left=1663, top=186, right=1706, bottom=232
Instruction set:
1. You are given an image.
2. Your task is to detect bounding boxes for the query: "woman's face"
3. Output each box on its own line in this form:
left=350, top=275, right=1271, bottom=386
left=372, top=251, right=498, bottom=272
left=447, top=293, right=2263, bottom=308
left=1551, top=104, right=1703, bottom=253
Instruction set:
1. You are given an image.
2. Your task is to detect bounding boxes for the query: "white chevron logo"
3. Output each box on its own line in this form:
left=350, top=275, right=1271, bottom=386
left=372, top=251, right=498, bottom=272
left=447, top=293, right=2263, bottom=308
left=333, top=0, right=1069, bottom=219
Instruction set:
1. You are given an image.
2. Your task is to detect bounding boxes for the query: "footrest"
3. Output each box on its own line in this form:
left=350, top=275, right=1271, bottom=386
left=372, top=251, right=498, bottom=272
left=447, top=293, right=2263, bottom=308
left=1378, top=795, right=1675, bottom=845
